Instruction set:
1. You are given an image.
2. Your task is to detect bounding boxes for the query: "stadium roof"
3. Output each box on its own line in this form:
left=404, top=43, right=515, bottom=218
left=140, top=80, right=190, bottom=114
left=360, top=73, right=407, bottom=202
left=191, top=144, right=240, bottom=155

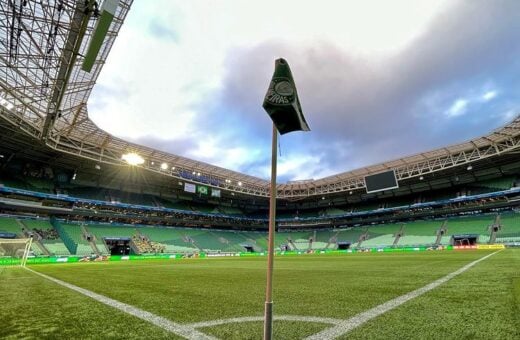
left=1, top=0, right=520, bottom=199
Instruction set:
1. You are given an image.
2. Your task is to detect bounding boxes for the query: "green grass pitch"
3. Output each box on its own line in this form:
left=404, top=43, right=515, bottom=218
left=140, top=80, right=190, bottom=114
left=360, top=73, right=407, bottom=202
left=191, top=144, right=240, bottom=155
left=1, top=249, right=519, bottom=339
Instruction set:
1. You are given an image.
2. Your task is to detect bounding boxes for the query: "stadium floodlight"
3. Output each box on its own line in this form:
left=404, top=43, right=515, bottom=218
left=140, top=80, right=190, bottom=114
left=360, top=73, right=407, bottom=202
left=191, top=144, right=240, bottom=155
left=467, top=165, right=473, bottom=170
left=160, top=163, right=168, bottom=170
left=122, top=152, right=145, bottom=166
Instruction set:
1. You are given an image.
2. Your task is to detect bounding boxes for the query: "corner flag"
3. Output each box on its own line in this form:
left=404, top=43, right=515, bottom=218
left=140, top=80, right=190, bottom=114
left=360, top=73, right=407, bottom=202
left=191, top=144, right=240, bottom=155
left=262, top=58, right=310, bottom=340
left=263, top=58, right=310, bottom=135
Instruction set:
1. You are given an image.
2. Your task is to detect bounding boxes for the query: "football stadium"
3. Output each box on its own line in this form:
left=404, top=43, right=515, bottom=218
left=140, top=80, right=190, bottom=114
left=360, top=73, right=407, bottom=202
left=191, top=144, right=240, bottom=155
left=1, top=1, right=519, bottom=339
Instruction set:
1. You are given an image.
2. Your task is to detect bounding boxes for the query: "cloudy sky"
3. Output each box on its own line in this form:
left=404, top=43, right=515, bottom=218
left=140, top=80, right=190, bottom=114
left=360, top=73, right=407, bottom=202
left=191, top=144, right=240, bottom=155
left=89, top=0, right=520, bottom=183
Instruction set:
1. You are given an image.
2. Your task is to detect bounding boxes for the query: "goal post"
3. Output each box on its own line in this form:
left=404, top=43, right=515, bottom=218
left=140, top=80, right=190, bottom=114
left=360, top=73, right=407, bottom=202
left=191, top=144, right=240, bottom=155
left=0, top=237, right=33, bottom=267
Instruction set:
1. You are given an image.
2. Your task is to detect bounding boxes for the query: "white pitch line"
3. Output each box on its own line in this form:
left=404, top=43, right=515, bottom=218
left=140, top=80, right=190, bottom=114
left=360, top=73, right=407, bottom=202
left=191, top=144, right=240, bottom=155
left=25, top=268, right=215, bottom=340
left=305, top=250, right=502, bottom=340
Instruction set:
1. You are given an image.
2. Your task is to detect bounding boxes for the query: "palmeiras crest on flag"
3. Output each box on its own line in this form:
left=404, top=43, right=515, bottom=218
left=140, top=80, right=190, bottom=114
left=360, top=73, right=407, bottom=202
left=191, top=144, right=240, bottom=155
left=263, top=58, right=310, bottom=135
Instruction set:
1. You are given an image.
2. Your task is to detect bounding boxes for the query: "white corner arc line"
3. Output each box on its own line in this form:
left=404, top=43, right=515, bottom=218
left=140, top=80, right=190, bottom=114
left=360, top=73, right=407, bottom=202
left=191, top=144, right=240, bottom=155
left=25, top=268, right=215, bottom=340
left=304, top=250, right=502, bottom=340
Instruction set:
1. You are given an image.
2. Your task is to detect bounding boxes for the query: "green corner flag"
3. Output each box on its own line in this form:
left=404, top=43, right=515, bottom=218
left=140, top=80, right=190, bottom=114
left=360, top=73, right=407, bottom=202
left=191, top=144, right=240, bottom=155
left=262, top=58, right=310, bottom=135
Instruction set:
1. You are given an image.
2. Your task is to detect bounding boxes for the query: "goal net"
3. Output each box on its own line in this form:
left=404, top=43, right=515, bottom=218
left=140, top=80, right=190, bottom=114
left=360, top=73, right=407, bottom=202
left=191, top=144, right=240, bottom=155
left=0, top=238, right=33, bottom=267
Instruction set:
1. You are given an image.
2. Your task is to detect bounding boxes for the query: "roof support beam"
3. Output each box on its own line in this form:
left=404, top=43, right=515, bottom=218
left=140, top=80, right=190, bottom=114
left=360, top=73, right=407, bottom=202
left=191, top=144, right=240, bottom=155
left=41, top=1, right=93, bottom=141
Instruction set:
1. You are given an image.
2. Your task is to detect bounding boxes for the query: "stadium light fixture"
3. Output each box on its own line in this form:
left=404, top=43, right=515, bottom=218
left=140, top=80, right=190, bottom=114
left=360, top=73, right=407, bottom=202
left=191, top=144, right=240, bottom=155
left=95, top=164, right=101, bottom=170
left=467, top=165, right=473, bottom=171
left=160, top=163, right=168, bottom=170
left=122, top=152, right=145, bottom=166
left=419, top=176, right=424, bottom=180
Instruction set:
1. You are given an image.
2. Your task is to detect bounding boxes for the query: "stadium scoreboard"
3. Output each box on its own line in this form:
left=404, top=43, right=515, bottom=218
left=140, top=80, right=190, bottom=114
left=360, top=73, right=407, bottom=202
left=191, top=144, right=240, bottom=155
left=364, top=170, right=399, bottom=193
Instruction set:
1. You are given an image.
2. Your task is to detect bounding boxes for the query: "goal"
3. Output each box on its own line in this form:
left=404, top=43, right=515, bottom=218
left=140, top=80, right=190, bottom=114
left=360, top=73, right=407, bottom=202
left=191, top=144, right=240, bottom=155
left=0, top=237, right=33, bottom=267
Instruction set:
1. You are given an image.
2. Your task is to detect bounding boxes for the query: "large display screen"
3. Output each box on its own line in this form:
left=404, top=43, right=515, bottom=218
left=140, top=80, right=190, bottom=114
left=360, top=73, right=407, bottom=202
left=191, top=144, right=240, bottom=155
left=364, top=170, right=399, bottom=193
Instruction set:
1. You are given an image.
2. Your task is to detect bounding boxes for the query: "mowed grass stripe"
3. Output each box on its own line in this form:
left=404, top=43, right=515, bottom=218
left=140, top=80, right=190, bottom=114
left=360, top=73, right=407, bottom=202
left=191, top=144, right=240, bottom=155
left=305, top=250, right=501, bottom=339
left=25, top=267, right=215, bottom=340
left=0, top=267, right=178, bottom=340
left=514, top=277, right=520, bottom=329
left=2, top=250, right=517, bottom=339
left=344, top=248, right=520, bottom=340
left=30, top=251, right=494, bottom=324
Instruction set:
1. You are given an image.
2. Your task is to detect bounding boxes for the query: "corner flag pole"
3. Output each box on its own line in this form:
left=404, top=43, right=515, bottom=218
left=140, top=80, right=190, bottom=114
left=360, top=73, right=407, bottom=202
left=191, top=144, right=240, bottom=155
left=262, top=58, right=310, bottom=340
left=263, top=123, right=278, bottom=340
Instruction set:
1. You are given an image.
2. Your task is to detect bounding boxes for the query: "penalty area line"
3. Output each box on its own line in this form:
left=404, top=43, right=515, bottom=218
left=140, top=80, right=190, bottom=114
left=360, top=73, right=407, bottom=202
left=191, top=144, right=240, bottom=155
left=24, top=267, right=215, bottom=340
left=304, top=250, right=502, bottom=340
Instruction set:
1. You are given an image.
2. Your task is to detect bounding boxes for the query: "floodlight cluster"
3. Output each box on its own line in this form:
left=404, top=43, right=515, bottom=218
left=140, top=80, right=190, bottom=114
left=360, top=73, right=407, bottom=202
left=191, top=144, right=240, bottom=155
left=122, top=152, right=145, bottom=166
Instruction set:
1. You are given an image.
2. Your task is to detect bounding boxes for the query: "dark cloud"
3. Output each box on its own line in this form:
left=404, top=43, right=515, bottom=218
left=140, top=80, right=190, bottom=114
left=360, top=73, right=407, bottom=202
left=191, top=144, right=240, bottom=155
left=184, top=0, right=520, bottom=180
left=124, top=1, right=520, bottom=182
